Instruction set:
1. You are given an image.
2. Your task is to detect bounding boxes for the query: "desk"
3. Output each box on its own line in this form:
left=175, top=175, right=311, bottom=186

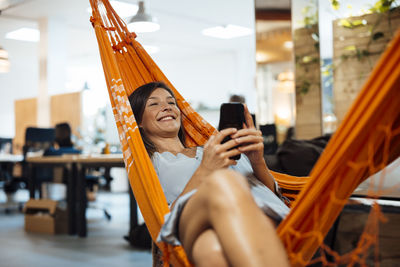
left=0, top=154, right=24, bottom=212
left=0, top=154, right=24, bottom=163
left=75, top=154, right=125, bottom=237
left=26, top=154, right=126, bottom=237
left=0, top=154, right=23, bottom=181
left=26, top=155, right=78, bottom=235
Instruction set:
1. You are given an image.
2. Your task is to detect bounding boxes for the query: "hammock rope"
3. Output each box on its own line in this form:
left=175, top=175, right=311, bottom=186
left=89, top=0, right=400, bottom=265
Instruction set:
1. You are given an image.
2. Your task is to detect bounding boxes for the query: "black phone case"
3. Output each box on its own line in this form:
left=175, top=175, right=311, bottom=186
left=218, top=103, right=245, bottom=160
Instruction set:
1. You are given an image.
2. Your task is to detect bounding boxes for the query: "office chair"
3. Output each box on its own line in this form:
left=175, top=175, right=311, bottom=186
left=259, top=124, right=278, bottom=155
left=0, top=138, right=14, bottom=185
left=0, top=138, right=23, bottom=213
left=22, top=127, right=56, bottom=198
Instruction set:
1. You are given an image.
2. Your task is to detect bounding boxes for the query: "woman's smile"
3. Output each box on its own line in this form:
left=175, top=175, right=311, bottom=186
left=158, top=115, right=176, bottom=121
left=140, top=87, right=181, bottom=137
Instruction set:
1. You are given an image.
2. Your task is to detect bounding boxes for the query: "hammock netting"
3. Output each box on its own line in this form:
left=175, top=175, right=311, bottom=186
left=89, top=0, right=400, bottom=266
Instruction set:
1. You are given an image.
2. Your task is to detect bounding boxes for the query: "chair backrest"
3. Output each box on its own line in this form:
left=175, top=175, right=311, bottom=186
left=23, top=127, right=55, bottom=156
left=259, top=124, right=278, bottom=155
left=43, top=147, right=81, bottom=156
left=0, top=137, right=13, bottom=154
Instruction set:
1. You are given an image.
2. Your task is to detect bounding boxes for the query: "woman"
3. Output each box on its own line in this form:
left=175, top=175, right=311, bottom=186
left=129, top=82, right=290, bottom=267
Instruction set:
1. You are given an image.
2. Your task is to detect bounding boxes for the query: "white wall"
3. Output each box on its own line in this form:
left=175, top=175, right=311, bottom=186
left=0, top=37, right=38, bottom=138
left=0, top=0, right=256, bottom=143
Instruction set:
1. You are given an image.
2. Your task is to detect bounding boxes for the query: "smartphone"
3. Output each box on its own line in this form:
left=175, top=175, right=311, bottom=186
left=218, top=103, right=245, bottom=160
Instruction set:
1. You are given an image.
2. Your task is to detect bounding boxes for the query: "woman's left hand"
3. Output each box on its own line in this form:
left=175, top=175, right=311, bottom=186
left=231, top=105, right=264, bottom=165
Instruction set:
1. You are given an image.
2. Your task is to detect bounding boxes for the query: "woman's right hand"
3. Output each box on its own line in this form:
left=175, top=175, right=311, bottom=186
left=200, top=128, right=241, bottom=173
left=175, top=128, right=241, bottom=201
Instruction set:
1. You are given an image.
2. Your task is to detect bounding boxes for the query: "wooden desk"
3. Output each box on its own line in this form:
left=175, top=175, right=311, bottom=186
left=0, top=154, right=24, bottom=163
left=0, top=154, right=23, bottom=181
left=26, top=154, right=126, bottom=237
left=26, top=155, right=79, bottom=235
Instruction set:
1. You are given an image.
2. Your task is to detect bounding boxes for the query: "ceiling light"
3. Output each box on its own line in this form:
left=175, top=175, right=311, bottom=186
left=277, top=71, right=294, bottom=93
left=0, top=0, right=10, bottom=10
left=87, top=1, right=138, bottom=18
left=256, top=52, right=269, bottom=62
left=0, top=46, right=10, bottom=73
left=202, top=24, right=253, bottom=39
left=283, top=41, right=293, bottom=49
left=6, top=28, right=40, bottom=42
left=278, top=71, right=294, bottom=82
left=143, top=45, right=160, bottom=54
left=127, top=1, right=160, bottom=33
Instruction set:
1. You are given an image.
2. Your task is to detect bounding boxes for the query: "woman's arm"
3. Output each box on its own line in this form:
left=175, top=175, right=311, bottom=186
left=247, top=157, right=276, bottom=192
left=171, top=128, right=242, bottom=207
left=231, top=105, right=276, bottom=192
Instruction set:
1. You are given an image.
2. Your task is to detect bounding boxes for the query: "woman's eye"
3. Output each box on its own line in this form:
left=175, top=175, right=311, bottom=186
left=169, top=102, right=176, bottom=105
left=149, top=102, right=158, bottom=106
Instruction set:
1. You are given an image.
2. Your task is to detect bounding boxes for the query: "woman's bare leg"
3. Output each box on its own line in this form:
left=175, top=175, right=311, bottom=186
left=179, top=169, right=289, bottom=267
left=192, top=229, right=229, bottom=267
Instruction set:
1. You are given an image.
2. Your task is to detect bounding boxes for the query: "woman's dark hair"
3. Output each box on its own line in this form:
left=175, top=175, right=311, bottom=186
left=55, top=122, right=73, bottom=148
left=128, top=81, right=186, bottom=157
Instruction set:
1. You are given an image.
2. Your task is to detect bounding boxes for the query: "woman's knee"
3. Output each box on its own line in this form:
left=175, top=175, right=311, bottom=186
left=201, top=169, right=253, bottom=210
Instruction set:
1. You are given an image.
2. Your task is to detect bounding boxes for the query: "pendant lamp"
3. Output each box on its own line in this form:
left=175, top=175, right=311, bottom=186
left=0, top=46, right=10, bottom=73
left=127, top=1, right=160, bottom=33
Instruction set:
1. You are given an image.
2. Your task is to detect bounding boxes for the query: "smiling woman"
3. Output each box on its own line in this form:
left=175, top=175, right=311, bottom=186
left=128, top=82, right=187, bottom=157
left=128, top=81, right=290, bottom=267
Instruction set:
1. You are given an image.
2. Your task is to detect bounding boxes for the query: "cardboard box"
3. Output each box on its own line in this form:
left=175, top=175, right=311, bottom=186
left=24, top=199, right=68, bottom=234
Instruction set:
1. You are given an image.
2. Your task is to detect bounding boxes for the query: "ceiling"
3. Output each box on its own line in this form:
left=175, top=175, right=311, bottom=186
left=255, top=0, right=290, bottom=10
left=0, top=0, right=259, bottom=63
left=0, top=0, right=291, bottom=62
left=254, top=1, right=292, bottom=64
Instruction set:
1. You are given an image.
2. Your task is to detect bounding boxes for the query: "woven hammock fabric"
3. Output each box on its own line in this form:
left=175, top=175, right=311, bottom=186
left=89, top=0, right=400, bottom=266
left=277, top=29, right=400, bottom=265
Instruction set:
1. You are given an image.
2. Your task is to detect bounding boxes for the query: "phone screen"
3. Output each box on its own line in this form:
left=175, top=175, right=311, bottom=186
left=218, top=103, right=245, bottom=160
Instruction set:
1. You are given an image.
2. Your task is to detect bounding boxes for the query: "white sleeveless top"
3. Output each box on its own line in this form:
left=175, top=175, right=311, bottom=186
left=152, top=147, right=290, bottom=220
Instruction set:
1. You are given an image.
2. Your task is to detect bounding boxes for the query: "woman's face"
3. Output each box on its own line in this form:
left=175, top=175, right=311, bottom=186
left=140, top=88, right=181, bottom=138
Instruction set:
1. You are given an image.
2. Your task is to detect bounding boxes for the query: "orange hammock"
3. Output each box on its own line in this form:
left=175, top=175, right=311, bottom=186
left=89, top=1, right=400, bottom=266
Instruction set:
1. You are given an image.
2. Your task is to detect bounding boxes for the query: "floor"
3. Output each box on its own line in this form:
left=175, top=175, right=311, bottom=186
left=0, top=189, right=152, bottom=267
left=1, top=175, right=400, bottom=267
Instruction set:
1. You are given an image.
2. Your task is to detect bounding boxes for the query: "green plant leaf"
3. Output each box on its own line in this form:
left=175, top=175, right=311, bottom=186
left=330, top=0, right=340, bottom=10
left=339, top=19, right=352, bottom=28
left=340, top=54, right=349, bottom=60
left=311, top=33, right=319, bottom=42
left=370, top=0, right=395, bottom=13
left=322, top=70, right=331, bottom=76
left=351, top=19, right=367, bottom=27
left=344, top=45, right=356, bottom=51
left=356, top=48, right=363, bottom=60
left=302, top=56, right=313, bottom=63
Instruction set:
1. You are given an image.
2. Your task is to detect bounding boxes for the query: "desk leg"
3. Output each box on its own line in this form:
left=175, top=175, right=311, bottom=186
left=125, top=187, right=140, bottom=244
left=103, top=167, right=112, bottom=191
left=67, top=163, right=76, bottom=235
left=129, top=188, right=138, bottom=229
left=28, top=163, right=35, bottom=199
left=76, top=164, right=87, bottom=237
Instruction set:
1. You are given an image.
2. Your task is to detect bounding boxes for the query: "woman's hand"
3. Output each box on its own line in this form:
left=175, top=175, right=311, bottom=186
left=200, top=128, right=241, bottom=174
left=231, top=105, right=265, bottom=165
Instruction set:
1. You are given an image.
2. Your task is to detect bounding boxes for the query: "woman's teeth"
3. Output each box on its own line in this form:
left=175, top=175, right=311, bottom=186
left=160, top=116, right=173, bottom=121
